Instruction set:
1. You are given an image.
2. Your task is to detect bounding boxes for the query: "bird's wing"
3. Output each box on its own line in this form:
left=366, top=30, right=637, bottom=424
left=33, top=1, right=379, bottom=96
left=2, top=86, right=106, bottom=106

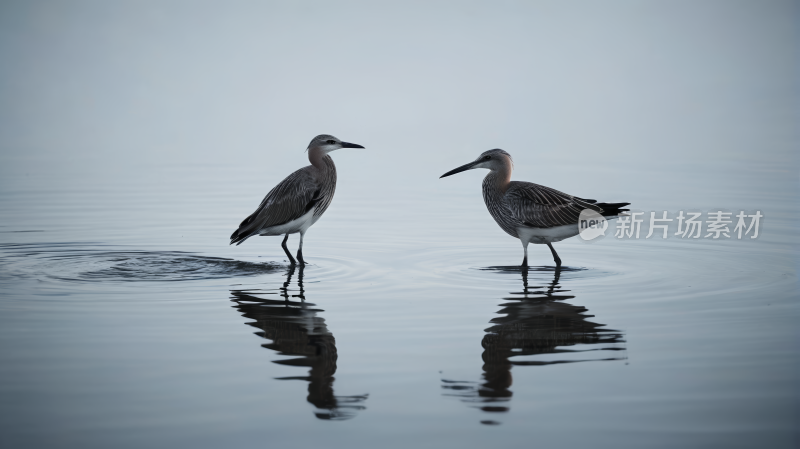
left=230, top=167, right=322, bottom=244
left=505, top=181, right=601, bottom=228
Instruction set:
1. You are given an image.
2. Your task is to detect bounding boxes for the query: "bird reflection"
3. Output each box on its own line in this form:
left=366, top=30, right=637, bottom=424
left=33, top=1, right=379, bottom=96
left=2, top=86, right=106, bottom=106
left=442, top=266, right=626, bottom=425
left=230, top=265, right=367, bottom=420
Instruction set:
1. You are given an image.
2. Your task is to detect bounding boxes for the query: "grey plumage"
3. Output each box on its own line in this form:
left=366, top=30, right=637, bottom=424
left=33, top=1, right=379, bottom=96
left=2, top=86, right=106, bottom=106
left=230, top=157, right=334, bottom=245
left=441, top=149, right=629, bottom=267
left=230, top=134, right=364, bottom=265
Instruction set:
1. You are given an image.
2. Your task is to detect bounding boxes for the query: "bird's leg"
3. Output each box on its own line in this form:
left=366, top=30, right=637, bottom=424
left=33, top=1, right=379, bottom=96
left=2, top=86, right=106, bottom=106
left=547, top=243, right=562, bottom=267
left=521, top=241, right=529, bottom=267
left=282, top=234, right=297, bottom=265
left=296, top=231, right=306, bottom=265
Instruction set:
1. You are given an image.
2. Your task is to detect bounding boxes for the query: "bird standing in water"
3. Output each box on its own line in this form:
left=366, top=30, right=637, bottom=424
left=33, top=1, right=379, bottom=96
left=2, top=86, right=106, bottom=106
left=440, top=149, right=629, bottom=267
left=230, top=135, right=365, bottom=265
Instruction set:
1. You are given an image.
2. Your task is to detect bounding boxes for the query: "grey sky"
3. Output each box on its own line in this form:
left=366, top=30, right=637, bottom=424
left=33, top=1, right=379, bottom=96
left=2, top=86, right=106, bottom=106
left=0, top=0, right=796, bottom=222
left=1, top=1, right=796, bottom=164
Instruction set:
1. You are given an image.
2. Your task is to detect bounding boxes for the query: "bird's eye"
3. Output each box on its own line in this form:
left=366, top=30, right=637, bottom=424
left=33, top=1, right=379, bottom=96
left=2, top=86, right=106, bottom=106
left=326, top=139, right=336, bottom=145
left=483, top=155, right=491, bottom=161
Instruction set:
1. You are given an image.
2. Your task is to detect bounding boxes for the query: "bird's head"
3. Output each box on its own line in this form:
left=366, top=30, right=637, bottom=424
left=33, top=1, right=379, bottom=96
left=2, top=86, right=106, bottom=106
left=307, top=134, right=365, bottom=154
left=440, top=149, right=513, bottom=178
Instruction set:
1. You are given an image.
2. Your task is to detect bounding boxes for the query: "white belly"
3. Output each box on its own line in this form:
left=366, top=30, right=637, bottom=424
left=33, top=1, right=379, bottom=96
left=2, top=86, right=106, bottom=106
left=258, top=208, right=316, bottom=236
left=517, top=224, right=580, bottom=244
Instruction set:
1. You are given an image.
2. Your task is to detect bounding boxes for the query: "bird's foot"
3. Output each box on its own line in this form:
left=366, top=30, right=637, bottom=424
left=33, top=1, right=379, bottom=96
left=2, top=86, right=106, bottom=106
left=546, top=243, right=562, bottom=268
left=281, top=234, right=296, bottom=265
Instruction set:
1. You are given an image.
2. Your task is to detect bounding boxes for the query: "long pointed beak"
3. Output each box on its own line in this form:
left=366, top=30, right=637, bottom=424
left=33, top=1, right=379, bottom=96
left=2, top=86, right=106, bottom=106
left=440, top=161, right=479, bottom=178
left=340, top=141, right=365, bottom=149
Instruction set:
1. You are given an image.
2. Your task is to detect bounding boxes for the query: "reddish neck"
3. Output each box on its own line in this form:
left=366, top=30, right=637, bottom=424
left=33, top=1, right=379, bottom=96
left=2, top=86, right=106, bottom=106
left=308, top=146, right=329, bottom=170
left=484, top=160, right=512, bottom=194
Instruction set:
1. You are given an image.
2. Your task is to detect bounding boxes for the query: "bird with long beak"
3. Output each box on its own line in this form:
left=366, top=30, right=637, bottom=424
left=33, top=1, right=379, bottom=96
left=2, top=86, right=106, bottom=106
left=230, top=134, right=365, bottom=265
left=440, top=149, right=629, bottom=267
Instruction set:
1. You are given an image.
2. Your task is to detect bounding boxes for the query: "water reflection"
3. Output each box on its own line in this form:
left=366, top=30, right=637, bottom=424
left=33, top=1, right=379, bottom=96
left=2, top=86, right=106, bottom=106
left=442, top=266, right=626, bottom=425
left=230, top=265, right=368, bottom=420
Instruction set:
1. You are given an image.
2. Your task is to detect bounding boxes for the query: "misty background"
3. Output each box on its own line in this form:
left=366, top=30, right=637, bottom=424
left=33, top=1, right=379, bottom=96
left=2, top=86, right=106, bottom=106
left=1, top=2, right=798, bottom=447
left=0, top=1, right=797, bottom=248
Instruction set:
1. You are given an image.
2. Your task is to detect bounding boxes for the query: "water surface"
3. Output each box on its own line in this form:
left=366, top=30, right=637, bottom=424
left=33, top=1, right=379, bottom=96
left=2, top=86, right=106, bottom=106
left=0, top=155, right=796, bottom=449
left=0, top=2, right=797, bottom=447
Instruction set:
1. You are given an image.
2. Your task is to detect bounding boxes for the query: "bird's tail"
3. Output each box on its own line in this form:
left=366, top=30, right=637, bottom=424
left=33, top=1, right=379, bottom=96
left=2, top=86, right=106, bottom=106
left=229, top=230, right=249, bottom=245
left=597, top=202, right=631, bottom=217
left=230, top=213, right=258, bottom=245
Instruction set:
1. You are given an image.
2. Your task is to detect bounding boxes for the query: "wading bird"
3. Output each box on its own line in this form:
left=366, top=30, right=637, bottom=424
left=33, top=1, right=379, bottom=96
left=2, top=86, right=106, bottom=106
left=440, top=149, right=629, bottom=267
left=230, top=135, right=364, bottom=265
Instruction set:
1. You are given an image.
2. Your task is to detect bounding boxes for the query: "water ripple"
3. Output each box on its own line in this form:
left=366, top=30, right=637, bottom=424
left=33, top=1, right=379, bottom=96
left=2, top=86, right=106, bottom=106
left=0, top=242, right=284, bottom=283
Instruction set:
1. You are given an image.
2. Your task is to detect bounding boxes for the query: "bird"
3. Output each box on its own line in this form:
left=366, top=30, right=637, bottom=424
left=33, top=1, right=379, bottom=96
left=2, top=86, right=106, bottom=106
left=230, top=134, right=365, bottom=265
left=440, top=149, right=629, bottom=267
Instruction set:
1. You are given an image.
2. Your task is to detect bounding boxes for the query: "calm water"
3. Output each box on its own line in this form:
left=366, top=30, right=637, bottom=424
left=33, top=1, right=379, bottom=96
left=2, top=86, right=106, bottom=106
left=1, top=2, right=798, bottom=447
left=0, top=154, right=796, bottom=449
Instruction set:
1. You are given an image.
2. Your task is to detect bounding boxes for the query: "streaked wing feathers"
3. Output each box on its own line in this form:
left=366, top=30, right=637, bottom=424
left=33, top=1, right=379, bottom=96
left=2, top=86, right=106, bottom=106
left=505, top=181, right=601, bottom=228
left=231, top=167, right=319, bottom=243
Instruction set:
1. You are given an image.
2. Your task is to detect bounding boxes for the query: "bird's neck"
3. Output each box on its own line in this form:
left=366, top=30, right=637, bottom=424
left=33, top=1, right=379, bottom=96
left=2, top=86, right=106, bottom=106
left=483, top=165, right=511, bottom=195
left=308, top=147, right=335, bottom=172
